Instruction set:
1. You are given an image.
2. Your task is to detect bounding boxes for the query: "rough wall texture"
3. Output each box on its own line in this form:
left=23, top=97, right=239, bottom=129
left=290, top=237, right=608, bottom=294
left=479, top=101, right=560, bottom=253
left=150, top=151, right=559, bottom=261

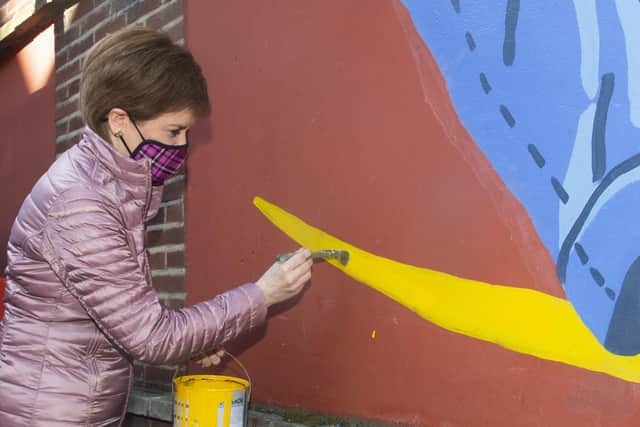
left=185, top=1, right=640, bottom=426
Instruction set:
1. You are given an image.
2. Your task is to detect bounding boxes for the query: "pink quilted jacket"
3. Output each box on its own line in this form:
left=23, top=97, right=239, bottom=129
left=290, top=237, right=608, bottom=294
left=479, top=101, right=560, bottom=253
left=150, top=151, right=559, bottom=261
left=0, top=127, right=267, bottom=426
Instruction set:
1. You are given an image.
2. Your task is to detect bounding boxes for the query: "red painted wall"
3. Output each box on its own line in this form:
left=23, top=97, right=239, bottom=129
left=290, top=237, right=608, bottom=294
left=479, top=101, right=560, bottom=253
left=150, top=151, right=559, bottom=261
left=185, top=2, right=640, bottom=425
left=0, top=26, right=55, bottom=273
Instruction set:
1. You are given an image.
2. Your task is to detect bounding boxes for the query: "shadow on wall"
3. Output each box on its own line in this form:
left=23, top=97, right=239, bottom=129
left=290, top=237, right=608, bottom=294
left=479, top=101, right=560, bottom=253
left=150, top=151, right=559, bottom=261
left=0, top=25, right=55, bottom=272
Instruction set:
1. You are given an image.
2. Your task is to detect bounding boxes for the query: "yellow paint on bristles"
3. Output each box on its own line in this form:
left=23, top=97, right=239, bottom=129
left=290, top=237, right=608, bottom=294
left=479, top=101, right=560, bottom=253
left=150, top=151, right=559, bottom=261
left=254, top=196, right=640, bottom=383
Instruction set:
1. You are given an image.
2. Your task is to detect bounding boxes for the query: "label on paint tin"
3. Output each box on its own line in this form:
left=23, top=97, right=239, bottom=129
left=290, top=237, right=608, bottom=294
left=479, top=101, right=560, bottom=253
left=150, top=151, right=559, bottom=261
left=229, top=390, right=246, bottom=427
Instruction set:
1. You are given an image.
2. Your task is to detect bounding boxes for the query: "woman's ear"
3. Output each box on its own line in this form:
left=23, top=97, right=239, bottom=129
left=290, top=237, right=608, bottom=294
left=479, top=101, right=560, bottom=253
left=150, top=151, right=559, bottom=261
left=106, top=108, right=128, bottom=137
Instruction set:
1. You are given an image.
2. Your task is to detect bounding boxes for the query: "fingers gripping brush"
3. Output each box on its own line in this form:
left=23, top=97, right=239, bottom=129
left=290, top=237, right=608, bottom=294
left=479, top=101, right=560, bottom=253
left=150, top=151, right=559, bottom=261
left=276, top=249, right=350, bottom=266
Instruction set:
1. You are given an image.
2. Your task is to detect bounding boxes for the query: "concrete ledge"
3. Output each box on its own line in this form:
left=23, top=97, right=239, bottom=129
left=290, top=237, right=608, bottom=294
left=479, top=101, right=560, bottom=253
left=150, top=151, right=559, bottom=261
left=127, top=383, right=173, bottom=422
left=127, top=383, right=406, bottom=426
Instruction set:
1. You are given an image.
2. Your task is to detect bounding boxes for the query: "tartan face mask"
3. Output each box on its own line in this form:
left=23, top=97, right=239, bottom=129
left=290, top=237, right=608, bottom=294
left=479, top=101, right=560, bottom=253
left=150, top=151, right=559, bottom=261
left=118, top=119, right=188, bottom=186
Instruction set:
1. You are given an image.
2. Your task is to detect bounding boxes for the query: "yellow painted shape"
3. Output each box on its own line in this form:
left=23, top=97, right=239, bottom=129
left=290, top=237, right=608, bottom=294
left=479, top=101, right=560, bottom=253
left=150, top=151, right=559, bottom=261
left=254, top=196, right=640, bottom=383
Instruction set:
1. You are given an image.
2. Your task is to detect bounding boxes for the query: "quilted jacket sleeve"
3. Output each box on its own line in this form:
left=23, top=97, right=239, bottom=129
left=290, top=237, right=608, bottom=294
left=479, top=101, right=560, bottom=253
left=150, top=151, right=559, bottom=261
left=40, top=187, right=267, bottom=364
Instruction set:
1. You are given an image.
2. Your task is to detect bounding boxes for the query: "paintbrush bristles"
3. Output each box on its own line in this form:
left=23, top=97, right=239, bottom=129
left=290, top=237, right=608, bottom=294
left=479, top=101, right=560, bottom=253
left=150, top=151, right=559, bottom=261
left=275, top=249, right=350, bottom=266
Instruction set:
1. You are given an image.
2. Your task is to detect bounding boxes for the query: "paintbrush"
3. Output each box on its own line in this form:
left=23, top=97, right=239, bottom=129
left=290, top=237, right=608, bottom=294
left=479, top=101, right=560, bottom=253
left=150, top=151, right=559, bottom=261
left=275, top=249, right=350, bottom=266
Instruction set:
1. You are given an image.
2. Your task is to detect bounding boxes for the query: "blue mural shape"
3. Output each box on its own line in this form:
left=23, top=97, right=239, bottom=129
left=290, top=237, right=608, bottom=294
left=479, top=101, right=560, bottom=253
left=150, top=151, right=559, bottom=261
left=401, top=0, right=640, bottom=355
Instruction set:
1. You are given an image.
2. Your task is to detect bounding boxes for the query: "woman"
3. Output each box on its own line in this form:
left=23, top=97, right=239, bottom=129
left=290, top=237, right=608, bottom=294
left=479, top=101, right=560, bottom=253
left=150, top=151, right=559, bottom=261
left=0, top=27, right=312, bottom=426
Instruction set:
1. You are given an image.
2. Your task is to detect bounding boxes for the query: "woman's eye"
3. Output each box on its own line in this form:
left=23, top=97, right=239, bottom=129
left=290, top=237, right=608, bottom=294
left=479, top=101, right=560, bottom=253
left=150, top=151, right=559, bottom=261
left=170, top=130, right=180, bottom=137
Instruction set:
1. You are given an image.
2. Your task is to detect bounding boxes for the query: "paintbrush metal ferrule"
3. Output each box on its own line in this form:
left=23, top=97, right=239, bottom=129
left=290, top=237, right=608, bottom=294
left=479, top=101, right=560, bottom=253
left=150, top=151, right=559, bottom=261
left=275, top=249, right=350, bottom=266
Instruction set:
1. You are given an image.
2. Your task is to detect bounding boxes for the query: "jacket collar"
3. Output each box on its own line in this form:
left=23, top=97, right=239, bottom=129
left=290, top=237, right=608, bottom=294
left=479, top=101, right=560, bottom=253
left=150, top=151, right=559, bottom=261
left=79, top=126, right=164, bottom=223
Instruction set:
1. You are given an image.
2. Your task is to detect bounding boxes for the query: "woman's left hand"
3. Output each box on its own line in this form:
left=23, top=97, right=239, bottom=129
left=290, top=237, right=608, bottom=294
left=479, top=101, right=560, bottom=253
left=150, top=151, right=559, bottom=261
left=195, top=349, right=225, bottom=368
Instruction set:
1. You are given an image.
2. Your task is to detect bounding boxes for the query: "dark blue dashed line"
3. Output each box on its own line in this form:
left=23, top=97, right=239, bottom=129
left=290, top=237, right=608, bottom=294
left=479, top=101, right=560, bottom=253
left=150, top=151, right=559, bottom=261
left=479, top=73, right=492, bottom=94
left=454, top=12, right=613, bottom=304
left=527, top=144, right=546, bottom=168
left=574, top=243, right=589, bottom=265
left=605, top=287, right=616, bottom=300
left=451, top=0, right=461, bottom=14
left=551, top=177, right=569, bottom=204
left=465, top=32, right=476, bottom=51
left=499, top=105, right=516, bottom=127
left=590, top=267, right=605, bottom=286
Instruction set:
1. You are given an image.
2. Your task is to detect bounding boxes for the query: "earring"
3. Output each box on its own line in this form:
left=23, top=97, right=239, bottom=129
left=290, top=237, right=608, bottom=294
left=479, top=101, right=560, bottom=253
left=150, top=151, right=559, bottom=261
left=114, top=130, right=122, bottom=137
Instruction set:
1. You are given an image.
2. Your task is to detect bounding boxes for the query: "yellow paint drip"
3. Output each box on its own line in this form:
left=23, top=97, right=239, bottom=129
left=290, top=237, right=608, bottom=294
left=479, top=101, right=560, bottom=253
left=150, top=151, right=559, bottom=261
left=254, top=196, right=640, bottom=383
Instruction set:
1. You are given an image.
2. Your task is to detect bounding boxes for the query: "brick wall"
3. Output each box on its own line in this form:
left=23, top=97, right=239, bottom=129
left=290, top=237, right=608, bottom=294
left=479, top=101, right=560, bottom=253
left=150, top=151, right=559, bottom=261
left=53, top=1, right=187, bottom=425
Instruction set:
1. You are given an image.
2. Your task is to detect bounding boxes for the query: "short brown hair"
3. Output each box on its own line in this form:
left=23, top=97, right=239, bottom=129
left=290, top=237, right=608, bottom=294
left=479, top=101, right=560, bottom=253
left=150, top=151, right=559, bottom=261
left=80, top=26, right=210, bottom=139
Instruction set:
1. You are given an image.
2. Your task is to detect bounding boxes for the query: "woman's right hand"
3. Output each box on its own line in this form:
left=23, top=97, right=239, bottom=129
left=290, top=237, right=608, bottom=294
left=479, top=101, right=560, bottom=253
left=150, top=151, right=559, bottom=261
left=256, top=248, right=313, bottom=307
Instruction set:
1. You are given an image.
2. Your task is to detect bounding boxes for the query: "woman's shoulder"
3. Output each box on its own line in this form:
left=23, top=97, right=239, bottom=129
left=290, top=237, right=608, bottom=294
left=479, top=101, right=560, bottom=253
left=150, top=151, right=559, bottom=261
left=31, top=146, right=119, bottom=218
left=9, top=145, right=118, bottom=252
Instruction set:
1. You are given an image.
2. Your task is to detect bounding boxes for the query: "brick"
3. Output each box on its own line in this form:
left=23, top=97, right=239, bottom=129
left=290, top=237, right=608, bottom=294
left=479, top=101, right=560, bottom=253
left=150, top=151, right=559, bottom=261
left=147, top=207, right=165, bottom=226
left=79, top=3, right=110, bottom=34
left=68, top=114, right=84, bottom=133
left=67, top=77, right=81, bottom=97
left=56, top=85, right=67, bottom=104
left=56, top=120, right=68, bottom=137
left=166, top=251, right=184, bottom=268
left=57, top=59, right=81, bottom=86
left=56, top=98, right=79, bottom=121
left=148, top=252, right=165, bottom=270
left=112, top=0, right=139, bottom=14
left=146, top=227, right=184, bottom=247
left=55, top=136, right=80, bottom=154
left=56, top=25, right=79, bottom=50
left=55, top=45, right=68, bottom=62
left=93, top=14, right=125, bottom=41
left=161, top=178, right=184, bottom=202
left=162, top=16, right=182, bottom=42
left=67, top=34, right=95, bottom=63
left=72, top=0, right=99, bottom=24
left=165, top=203, right=182, bottom=222
left=144, top=365, right=178, bottom=385
left=144, top=1, right=180, bottom=30
left=128, top=0, right=163, bottom=23
left=151, top=274, right=184, bottom=293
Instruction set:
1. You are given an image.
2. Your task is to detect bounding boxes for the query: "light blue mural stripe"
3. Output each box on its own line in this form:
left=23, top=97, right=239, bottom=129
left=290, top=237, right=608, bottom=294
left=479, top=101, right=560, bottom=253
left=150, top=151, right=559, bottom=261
left=573, top=0, right=600, bottom=99
left=503, top=0, right=520, bottom=66
left=527, top=144, right=546, bottom=168
left=559, top=104, right=597, bottom=245
left=614, top=0, right=640, bottom=127
left=574, top=242, right=589, bottom=265
left=499, top=105, right=515, bottom=127
left=592, top=73, right=615, bottom=182
left=465, top=32, right=476, bottom=51
left=551, top=177, right=570, bottom=204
